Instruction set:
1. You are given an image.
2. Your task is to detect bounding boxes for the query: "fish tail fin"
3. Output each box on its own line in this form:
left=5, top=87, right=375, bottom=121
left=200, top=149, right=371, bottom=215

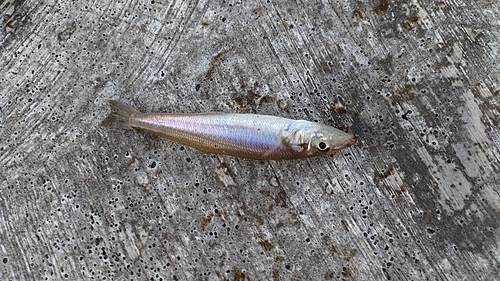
left=101, top=100, right=140, bottom=129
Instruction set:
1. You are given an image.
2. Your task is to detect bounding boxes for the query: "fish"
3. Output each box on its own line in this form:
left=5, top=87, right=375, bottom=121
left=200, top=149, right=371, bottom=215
left=103, top=100, right=355, bottom=160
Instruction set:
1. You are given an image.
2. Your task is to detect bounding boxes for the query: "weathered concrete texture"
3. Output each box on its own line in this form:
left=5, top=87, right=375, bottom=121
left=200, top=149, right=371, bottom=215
left=1, top=0, right=499, bottom=280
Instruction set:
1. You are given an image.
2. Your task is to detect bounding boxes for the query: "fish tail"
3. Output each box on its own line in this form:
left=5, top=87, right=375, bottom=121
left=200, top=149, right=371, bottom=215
left=101, top=100, right=140, bottom=129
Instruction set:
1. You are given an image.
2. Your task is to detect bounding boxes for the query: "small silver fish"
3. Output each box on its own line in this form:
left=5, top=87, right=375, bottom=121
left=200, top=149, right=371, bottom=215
left=103, top=100, right=355, bottom=160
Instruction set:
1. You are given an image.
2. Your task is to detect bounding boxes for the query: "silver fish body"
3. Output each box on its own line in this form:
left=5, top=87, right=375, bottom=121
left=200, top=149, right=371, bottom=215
left=104, top=100, right=355, bottom=160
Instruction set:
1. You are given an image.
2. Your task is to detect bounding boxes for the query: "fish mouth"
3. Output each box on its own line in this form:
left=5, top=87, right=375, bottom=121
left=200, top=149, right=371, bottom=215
left=337, top=134, right=355, bottom=150
left=347, top=137, right=356, bottom=146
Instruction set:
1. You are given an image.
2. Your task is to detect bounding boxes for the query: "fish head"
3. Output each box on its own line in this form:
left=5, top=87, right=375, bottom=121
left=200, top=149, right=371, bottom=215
left=299, top=123, right=355, bottom=156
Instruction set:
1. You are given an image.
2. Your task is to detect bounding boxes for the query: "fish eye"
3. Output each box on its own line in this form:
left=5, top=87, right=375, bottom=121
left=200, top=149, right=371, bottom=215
left=317, top=141, right=329, bottom=151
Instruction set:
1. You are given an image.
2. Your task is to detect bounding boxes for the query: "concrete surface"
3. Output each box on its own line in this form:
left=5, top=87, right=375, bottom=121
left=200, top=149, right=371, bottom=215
left=0, top=0, right=499, bottom=280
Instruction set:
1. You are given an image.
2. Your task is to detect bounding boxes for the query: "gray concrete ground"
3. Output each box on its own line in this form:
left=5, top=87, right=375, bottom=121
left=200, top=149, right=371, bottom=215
left=1, top=0, right=499, bottom=280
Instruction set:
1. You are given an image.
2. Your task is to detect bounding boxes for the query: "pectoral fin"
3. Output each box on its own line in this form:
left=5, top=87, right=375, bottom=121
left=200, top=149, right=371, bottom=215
left=262, top=128, right=304, bottom=157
